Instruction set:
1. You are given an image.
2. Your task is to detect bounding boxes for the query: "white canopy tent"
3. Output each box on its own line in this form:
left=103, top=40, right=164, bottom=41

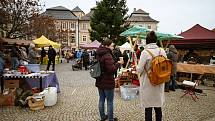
left=119, top=42, right=132, bottom=53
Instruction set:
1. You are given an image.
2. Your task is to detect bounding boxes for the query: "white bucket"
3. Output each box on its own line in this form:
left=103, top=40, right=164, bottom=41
left=43, top=87, right=57, bottom=106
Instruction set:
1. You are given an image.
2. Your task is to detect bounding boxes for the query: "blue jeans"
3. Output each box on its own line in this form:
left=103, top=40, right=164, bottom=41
left=11, top=57, right=19, bottom=70
left=0, top=57, right=5, bottom=73
left=98, top=88, right=114, bottom=121
left=170, top=73, right=177, bottom=89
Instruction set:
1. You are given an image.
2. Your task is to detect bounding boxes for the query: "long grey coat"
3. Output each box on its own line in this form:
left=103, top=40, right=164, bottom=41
left=137, top=43, right=166, bottom=108
left=28, top=48, right=37, bottom=64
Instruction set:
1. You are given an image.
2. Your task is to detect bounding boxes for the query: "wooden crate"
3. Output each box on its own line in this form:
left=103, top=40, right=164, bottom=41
left=4, top=80, right=19, bottom=89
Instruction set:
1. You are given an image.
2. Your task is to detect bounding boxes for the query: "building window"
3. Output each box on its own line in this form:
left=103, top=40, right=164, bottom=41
left=66, top=22, right=68, bottom=30
left=148, top=25, right=151, bottom=29
left=70, top=22, right=75, bottom=29
left=83, top=23, right=86, bottom=30
left=83, top=35, right=87, bottom=42
left=62, top=22, right=66, bottom=29
left=70, top=34, right=75, bottom=43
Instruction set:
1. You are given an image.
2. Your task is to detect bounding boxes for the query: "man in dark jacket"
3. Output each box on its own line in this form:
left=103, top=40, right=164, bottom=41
left=96, top=39, right=123, bottom=121
left=112, top=45, right=122, bottom=77
left=82, top=49, right=89, bottom=70
left=46, top=45, right=56, bottom=71
left=40, top=47, right=46, bottom=64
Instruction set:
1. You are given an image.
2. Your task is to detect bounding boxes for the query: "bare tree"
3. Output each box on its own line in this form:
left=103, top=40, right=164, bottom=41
left=27, top=14, right=56, bottom=39
left=0, top=0, right=55, bottom=39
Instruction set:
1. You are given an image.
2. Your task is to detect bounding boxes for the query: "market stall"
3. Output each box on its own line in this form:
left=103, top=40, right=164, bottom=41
left=177, top=63, right=215, bottom=83
left=0, top=65, right=60, bottom=108
left=119, top=42, right=132, bottom=53
left=32, top=35, right=60, bottom=48
left=116, top=25, right=183, bottom=100
left=32, top=35, right=61, bottom=64
left=1, top=71, right=60, bottom=93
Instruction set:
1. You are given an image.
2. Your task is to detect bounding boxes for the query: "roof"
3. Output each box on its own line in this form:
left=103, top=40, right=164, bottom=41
left=47, top=6, right=69, bottom=11
left=127, top=9, right=158, bottom=23
left=43, top=7, right=78, bottom=20
left=133, top=9, right=149, bottom=15
left=171, top=24, right=215, bottom=49
left=172, top=39, right=215, bottom=49
left=80, top=40, right=101, bottom=49
left=72, top=6, right=83, bottom=12
left=178, top=24, right=215, bottom=39
left=81, top=10, right=94, bottom=21
left=127, top=16, right=159, bottom=22
left=0, top=38, right=32, bottom=45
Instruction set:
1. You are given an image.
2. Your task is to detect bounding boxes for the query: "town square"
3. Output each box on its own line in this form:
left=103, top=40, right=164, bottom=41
left=0, top=0, right=215, bottom=121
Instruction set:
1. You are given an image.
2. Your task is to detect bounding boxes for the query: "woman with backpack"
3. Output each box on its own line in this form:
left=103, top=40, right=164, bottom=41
left=95, top=38, right=123, bottom=121
left=137, top=31, right=167, bottom=121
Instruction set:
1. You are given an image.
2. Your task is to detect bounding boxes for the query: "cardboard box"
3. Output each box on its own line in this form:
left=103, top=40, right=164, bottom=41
left=4, top=80, right=19, bottom=89
left=27, top=96, right=44, bottom=111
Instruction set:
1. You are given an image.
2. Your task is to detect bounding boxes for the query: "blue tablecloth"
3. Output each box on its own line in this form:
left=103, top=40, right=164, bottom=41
left=26, top=73, right=60, bottom=92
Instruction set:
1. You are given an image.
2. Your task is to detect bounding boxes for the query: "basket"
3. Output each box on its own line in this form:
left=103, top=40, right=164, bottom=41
left=25, top=64, right=40, bottom=73
left=28, top=97, right=44, bottom=111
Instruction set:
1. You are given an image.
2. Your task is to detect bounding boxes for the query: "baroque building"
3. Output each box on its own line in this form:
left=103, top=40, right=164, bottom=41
left=44, top=6, right=158, bottom=49
left=127, top=8, right=159, bottom=30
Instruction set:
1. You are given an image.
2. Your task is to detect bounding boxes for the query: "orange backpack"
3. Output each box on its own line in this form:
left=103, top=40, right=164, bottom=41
left=144, top=49, right=173, bottom=86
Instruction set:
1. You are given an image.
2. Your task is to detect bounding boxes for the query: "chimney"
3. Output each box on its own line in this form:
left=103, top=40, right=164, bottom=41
left=134, top=8, right=136, bottom=12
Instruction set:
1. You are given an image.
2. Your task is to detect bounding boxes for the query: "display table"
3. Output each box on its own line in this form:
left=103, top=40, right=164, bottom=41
left=177, top=63, right=215, bottom=74
left=0, top=72, right=60, bottom=93
left=177, top=63, right=215, bottom=81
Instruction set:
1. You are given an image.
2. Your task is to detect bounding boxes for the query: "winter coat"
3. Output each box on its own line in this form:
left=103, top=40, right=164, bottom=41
left=48, top=48, right=56, bottom=60
left=122, top=51, right=129, bottom=68
left=95, top=46, right=120, bottom=89
left=167, top=45, right=178, bottom=75
left=82, top=51, right=89, bottom=64
left=20, top=47, right=28, bottom=61
left=11, top=46, right=20, bottom=58
left=137, top=43, right=166, bottom=108
left=113, top=48, right=122, bottom=62
left=28, top=48, right=37, bottom=64
left=76, top=51, right=83, bottom=59
left=41, top=49, right=46, bottom=57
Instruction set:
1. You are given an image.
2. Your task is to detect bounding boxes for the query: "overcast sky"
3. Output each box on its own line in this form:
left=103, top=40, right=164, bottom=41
left=40, top=0, right=215, bottom=35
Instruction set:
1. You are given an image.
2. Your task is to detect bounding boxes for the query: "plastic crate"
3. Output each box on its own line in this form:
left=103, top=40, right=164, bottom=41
left=120, top=84, right=139, bottom=101
left=25, top=64, right=40, bottom=73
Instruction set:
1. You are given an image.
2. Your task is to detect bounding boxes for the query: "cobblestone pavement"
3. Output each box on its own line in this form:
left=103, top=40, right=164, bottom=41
left=1, top=63, right=215, bottom=121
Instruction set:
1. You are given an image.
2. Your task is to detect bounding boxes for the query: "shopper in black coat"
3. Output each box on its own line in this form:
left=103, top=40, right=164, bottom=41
left=46, top=45, right=56, bottom=71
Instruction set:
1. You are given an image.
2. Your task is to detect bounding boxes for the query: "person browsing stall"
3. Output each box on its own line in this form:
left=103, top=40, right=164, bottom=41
left=95, top=38, right=123, bottom=121
left=46, top=45, right=56, bottom=71
left=137, top=31, right=166, bottom=121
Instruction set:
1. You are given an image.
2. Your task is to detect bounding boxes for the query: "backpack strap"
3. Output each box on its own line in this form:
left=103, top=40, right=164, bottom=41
left=145, top=49, right=155, bottom=58
left=142, top=50, right=152, bottom=78
left=143, top=64, right=150, bottom=79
